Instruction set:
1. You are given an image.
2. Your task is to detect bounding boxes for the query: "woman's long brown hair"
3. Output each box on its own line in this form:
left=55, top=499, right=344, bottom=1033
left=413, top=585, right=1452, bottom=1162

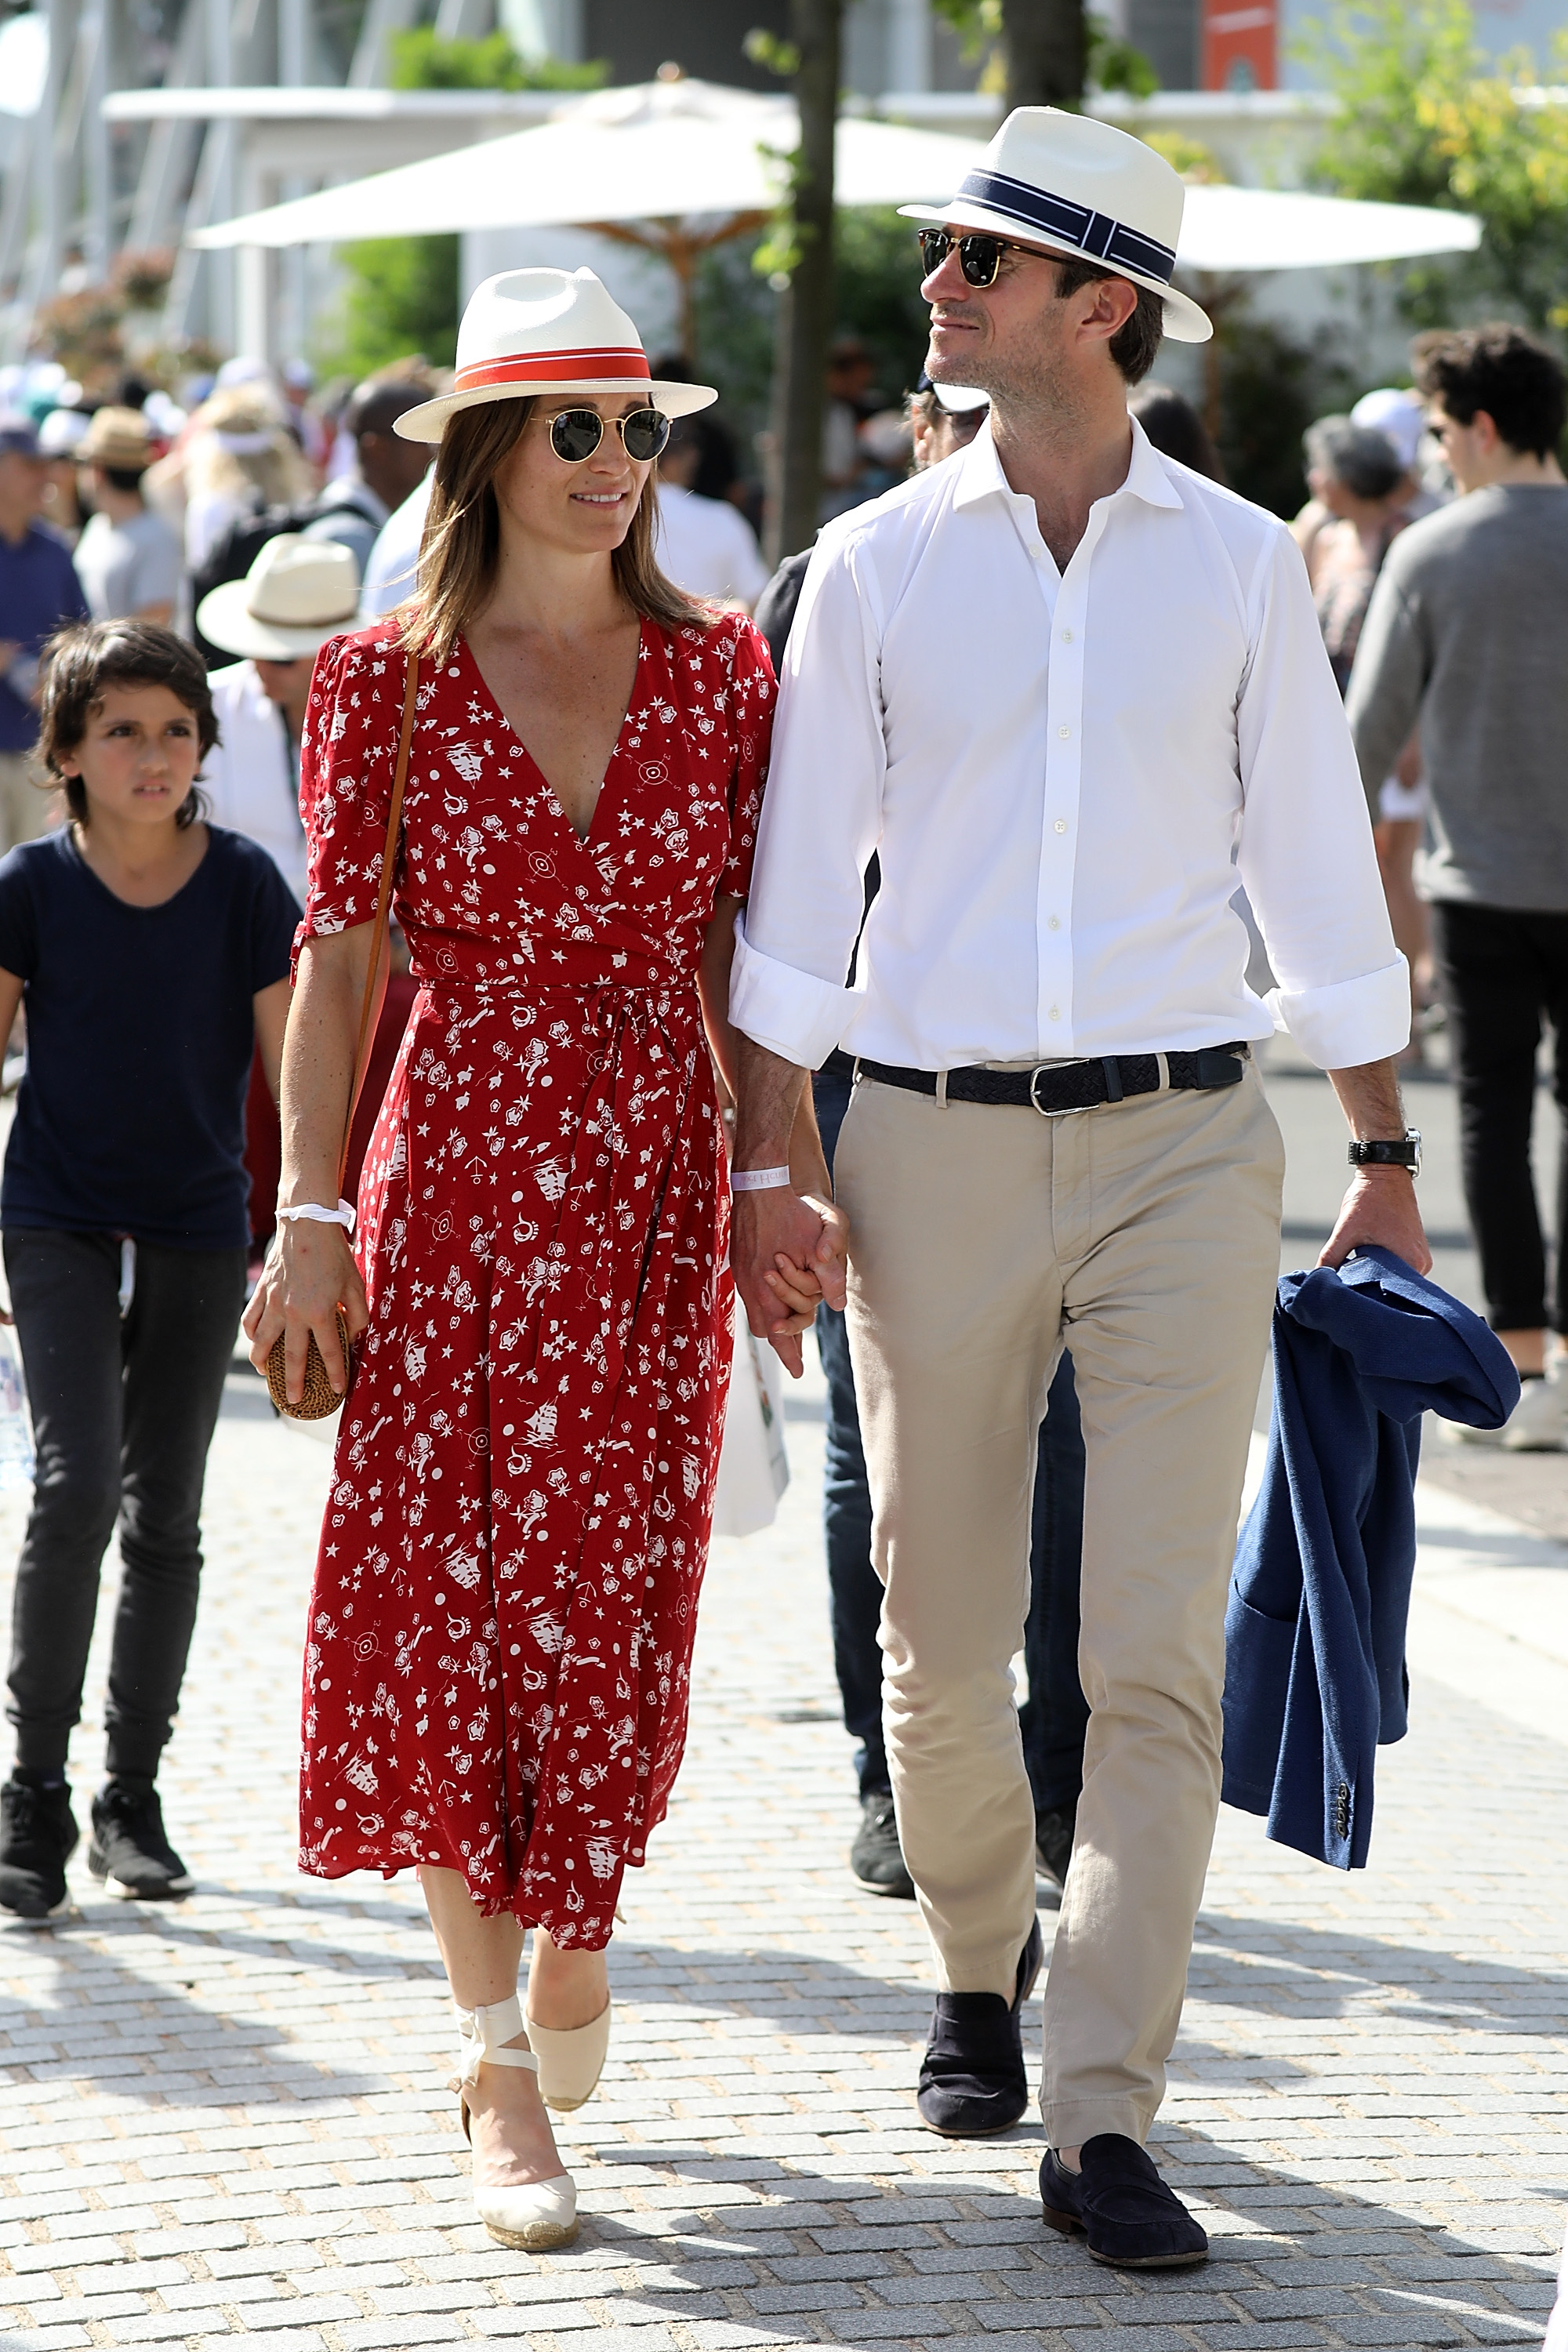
left=399, top=397, right=713, bottom=666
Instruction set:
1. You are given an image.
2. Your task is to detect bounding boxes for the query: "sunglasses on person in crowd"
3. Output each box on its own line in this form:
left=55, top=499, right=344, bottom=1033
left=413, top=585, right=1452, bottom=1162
left=917, top=228, right=1044, bottom=288
left=545, top=406, right=673, bottom=464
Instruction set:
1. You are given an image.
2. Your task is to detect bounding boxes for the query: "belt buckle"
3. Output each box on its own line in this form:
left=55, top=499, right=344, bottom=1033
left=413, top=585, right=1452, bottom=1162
left=1028, top=1062, right=1091, bottom=1118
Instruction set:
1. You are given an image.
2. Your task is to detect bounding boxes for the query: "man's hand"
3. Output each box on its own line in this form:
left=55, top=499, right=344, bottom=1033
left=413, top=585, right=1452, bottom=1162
left=731, top=1186, right=848, bottom=1378
left=1319, top=1169, right=1432, bottom=1276
left=1322, top=1056, right=1432, bottom=1276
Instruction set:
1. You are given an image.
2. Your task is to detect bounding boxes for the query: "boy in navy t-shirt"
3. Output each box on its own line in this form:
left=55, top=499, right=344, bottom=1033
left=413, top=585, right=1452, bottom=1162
left=0, top=620, right=297, bottom=1918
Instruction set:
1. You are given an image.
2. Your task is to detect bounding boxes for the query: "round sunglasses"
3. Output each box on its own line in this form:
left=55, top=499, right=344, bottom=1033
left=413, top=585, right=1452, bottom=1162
left=917, top=228, right=1045, bottom=289
left=545, top=405, right=672, bottom=464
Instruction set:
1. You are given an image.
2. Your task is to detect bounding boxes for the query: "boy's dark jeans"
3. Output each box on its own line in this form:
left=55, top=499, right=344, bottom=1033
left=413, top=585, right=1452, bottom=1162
left=5, top=1229, right=245, bottom=1781
left=812, top=1062, right=1090, bottom=1810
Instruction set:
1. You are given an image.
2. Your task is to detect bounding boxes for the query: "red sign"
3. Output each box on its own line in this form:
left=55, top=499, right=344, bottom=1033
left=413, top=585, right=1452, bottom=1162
left=1202, top=0, right=1277, bottom=89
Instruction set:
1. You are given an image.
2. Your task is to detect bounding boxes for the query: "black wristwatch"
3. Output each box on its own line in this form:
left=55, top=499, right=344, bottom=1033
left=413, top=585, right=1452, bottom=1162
left=1348, top=1128, right=1421, bottom=1177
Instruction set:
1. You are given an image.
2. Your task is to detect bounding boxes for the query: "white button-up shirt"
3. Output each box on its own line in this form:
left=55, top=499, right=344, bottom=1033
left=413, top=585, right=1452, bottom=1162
left=731, top=419, right=1408, bottom=1073
left=201, top=662, right=307, bottom=907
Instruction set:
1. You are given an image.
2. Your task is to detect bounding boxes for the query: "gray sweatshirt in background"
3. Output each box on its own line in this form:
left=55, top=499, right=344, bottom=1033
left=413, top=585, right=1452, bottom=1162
left=1345, top=482, right=1568, bottom=909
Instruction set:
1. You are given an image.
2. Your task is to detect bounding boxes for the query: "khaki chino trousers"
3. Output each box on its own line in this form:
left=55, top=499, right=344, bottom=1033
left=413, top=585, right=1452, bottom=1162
left=833, top=1062, right=1283, bottom=2150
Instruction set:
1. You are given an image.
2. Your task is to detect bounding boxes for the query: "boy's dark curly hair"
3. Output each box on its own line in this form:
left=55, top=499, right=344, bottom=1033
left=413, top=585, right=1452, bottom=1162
left=38, top=621, right=219, bottom=830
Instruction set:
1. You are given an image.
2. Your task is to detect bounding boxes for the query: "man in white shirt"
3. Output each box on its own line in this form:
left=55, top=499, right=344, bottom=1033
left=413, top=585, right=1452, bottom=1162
left=305, top=377, right=432, bottom=583
left=654, top=419, right=769, bottom=606
left=359, top=470, right=432, bottom=623
left=194, top=535, right=363, bottom=906
left=728, top=109, right=1428, bottom=2269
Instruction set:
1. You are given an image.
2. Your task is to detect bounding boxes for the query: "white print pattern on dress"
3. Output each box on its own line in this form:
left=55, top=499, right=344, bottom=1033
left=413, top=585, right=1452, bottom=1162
left=292, top=612, right=772, bottom=1948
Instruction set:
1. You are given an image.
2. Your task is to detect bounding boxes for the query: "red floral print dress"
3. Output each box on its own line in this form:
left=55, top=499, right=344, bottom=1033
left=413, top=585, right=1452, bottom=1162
left=294, top=612, right=772, bottom=1947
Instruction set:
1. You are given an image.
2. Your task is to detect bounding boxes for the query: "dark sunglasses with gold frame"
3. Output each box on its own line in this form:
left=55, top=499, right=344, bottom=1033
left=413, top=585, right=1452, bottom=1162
left=544, top=405, right=672, bottom=464
left=917, top=227, right=1054, bottom=288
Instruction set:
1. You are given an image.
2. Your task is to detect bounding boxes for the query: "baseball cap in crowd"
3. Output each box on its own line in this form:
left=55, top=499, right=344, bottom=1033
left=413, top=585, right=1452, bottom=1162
left=80, top=405, right=154, bottom=471
left=1350, top=387, right=1425, bottom=472
left=197, top=535, right=361, bottom=662
left=38, top=407, right=90, bottom=458
left=0, top=413, right=41, bottom=459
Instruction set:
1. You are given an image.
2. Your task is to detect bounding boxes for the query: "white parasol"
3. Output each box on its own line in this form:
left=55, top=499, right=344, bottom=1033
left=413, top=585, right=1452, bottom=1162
left=1177, top=181, right=1479, bottom=271
left=189, top=78, right=982, bottom=247
left=187, top=73, right=1482, bottom=366
left=190, top=74, right=1481, bottom=274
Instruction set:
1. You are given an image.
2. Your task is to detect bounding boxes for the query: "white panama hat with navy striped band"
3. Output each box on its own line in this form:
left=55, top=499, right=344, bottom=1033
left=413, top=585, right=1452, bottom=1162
left=394, top=266, right=717, bottom=443
left=900, top=107, right=1212, bottom=346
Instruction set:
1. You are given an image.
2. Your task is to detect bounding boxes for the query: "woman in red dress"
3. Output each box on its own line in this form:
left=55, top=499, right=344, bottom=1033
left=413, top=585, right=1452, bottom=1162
left=244, top=269, right=840, bottom=2249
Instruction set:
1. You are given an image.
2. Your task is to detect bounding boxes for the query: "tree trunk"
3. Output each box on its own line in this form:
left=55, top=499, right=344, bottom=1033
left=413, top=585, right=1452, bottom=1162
left=1002, top=0, right=1086, bottom=107
left=772, top=0, right=842, bottom=562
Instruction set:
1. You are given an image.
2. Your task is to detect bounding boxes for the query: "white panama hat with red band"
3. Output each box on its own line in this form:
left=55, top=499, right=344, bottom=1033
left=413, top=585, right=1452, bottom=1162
left=900, top=107, right=1212, bottom=346
left=394, top=266, right=717, bottom=443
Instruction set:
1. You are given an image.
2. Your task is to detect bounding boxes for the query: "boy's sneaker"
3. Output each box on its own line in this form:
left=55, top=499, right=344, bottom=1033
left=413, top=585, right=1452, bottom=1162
left=88, top=1783, right=194, bottom=1900
left=0, top=1775, right=78, bottom=1919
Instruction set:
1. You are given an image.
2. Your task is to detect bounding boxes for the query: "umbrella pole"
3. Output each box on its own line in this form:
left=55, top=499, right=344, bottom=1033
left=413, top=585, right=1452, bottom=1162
left=1189, top=271, right=1247, bottom=448
left=584, top=214, right=768, bottom=368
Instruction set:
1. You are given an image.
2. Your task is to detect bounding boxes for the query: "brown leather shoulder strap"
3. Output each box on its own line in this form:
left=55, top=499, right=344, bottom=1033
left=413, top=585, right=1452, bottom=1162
left=335, top=652, right=419, bottom=1200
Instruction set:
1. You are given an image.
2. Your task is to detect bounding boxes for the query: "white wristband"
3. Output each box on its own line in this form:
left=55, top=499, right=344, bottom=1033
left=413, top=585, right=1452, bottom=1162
left=730, top=1165, right=793, bottom=1192
left=276, top=1199, right=357, bottom=1232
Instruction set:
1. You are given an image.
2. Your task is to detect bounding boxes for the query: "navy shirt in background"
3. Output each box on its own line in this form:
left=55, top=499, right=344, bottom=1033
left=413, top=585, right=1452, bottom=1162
left=0, top=527, right=88, bottom=751
left=0, top=826, right=297, bottom=1247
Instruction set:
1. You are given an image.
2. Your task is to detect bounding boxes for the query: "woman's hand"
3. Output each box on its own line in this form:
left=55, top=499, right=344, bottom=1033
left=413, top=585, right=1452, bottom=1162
left=733, top=1188, right=850, bottom=1377
left=243, top=1220, right=369, bottom=1403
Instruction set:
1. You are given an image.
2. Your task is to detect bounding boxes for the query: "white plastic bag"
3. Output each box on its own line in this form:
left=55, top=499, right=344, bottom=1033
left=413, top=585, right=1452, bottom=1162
left=710, top=1294, right=789, bottom=1538
left=0, top=1322, right=34, bottom=1492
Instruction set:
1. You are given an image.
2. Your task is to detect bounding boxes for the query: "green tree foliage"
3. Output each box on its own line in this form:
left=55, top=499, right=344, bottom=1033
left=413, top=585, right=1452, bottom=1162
left=695, top=209, right=937, bottom=476
left=318, top=234, right=463, bottom=377
left=386, top=27, right=605, bottom=90
left=1304, top=0, right=1568, bottom=332
left=931, top=0, right=1158, bottom=95
left=315, top=34, right=605, bottom=381
left=1215, top=316, right=1359, bottom=515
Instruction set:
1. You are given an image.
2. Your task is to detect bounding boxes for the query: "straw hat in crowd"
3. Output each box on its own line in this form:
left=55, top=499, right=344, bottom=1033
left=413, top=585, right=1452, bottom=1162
left=80, top=406, right=155, bottom=473
left=197, top=535, right=361, bottom=663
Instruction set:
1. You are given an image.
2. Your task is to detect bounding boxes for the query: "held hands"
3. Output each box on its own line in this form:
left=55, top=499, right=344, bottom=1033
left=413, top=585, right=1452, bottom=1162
left=242, top=1220, right=370, bottom=1405
left=731, top=1186, right=849, bottom=1378
left=1318, top=1169, right=1432, bottom=1277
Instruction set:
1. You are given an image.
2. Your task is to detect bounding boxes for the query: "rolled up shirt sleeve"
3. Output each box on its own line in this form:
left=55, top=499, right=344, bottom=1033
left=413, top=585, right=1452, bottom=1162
left=1236, top=527, right=1411, bottom=1070
left=729, top=526, right=886, bottom=1068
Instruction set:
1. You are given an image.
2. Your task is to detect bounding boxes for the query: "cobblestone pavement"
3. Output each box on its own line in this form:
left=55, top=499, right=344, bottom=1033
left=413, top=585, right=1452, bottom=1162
left=3, top=1049, right=1568, bottom=2350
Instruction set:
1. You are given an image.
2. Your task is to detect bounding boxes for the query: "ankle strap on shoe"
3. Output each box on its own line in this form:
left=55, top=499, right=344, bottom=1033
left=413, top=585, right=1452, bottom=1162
left=453, top=1994, right=539, bottom=2091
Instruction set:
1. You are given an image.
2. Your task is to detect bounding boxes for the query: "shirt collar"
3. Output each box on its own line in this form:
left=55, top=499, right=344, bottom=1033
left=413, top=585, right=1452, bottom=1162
left=951, top=411, right=1186, bottom=515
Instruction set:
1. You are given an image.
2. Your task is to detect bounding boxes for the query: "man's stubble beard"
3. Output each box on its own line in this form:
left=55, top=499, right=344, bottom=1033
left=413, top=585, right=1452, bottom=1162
left=926, top=302, right=1089, bottom=438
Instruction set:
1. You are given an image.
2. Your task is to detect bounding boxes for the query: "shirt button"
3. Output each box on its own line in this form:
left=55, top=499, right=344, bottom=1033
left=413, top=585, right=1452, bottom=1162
left=1062, top=629, right=1073, bottom=642
left=1058, top=725, right=1071, bottom=739
left=1054, top=818, right=1067, bottom=834
left=1048, top=916, right=1060, bottom=930
left=1048, top=1007, right=1061, bottom=1021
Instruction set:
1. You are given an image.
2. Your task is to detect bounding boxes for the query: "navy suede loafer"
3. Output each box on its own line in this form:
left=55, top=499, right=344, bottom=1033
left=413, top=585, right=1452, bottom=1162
left=916, top=1916, right=1043, bottom=2136
left=1040, top=2135, right=1208, bottom=2267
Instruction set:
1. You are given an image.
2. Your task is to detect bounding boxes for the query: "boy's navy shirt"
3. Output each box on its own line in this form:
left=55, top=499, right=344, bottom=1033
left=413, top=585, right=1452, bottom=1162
left=0, top=528, right=89, bottom=750
left=0, top=825, right=297, bottom=1248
